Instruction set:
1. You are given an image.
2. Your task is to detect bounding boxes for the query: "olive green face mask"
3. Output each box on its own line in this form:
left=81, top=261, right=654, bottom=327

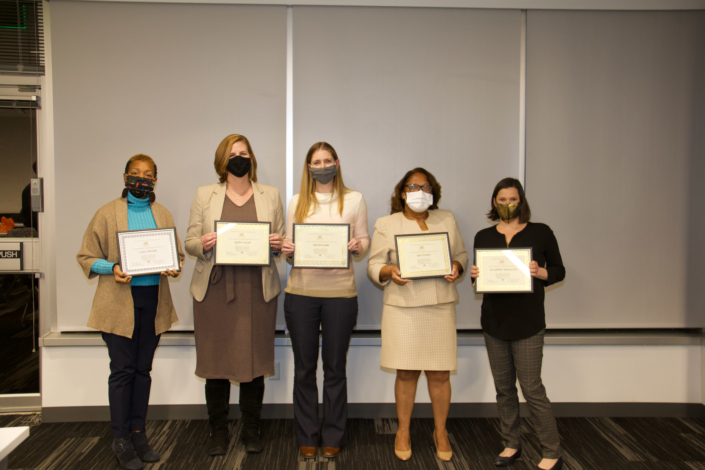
left=496, top=202, right=520, bottom=221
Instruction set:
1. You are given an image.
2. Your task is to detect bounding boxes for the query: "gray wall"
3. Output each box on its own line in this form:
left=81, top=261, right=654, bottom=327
left=526, top=10, right=705, bottom=327
left=51, top=1, right=286, bottom=331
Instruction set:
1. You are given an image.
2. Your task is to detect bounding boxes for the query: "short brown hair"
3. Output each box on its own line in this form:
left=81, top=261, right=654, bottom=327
left=124, top=154, right=157, bottom=177
left=214, top=134, right=258, bottom=183
left=487, top=177, right=531, bottom=223
left=390, top=168, right=441, bottom=215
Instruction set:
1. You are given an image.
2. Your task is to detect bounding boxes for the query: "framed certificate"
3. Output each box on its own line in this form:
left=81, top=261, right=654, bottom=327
left=394, top=232, right=453, bottom=280
left=116, top=228, right=180, bottom=277
left=214, top=221, right=272, bottom=266
left=474, top=248, right=533, bottom=294
left=292, top=223, right=350, bottom=269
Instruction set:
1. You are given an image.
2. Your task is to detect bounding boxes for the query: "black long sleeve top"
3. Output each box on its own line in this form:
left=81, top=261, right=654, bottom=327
left=473, top=222, right=565, bottom=341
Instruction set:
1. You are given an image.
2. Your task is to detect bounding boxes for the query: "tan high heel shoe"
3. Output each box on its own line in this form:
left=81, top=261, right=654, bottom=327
left=394, top=433, right=412, bottom=461
left=433, top=430, right=452, bottom=461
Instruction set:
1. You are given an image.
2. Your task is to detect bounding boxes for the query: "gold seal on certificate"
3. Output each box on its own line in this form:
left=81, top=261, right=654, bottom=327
left=394, top=232, right=453, bottom=279
left=116, top=228, right=180, bottom=277
left=214, top=221, right=272, bottom=266
left=474, top=248, right=533, bottom=293
left=292, top=223, right=350, bottom=269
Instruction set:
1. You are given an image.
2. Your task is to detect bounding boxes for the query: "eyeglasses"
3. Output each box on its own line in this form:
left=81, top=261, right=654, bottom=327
left=405, top=184, right=433, bottom=193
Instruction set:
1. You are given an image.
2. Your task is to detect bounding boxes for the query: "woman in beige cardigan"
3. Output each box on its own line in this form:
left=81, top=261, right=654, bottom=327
left=186, top=134, right=285, bottom=456
left=77, top=154, right=184, bottom=470
left=367, top=167, right=468, bottom=463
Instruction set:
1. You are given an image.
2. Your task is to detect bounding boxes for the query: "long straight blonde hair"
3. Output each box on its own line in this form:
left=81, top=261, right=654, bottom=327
left=294, top=142, right=350, bottom=223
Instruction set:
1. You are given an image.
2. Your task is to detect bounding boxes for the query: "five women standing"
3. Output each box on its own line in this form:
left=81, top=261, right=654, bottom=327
left=79, top=145, right=564, bottom=469
left=281, top=142, right=370, bottom=459
left=185, top=134, right=285, bottom=455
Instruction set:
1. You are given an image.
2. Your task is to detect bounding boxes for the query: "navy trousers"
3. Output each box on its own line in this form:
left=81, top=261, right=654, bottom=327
left=102, top=285, right=161, bottom=439
left=284, top=293, right=358, bottom=448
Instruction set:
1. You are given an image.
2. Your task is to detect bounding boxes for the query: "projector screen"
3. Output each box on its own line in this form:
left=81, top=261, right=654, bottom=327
left=292, top=6, right=522, bottom=328
left=52, top=1, right=287, bottom=331
left=525, top=10, right=705, bottom=328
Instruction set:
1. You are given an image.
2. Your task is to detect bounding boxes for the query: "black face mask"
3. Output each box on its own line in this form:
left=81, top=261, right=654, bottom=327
left=227, top=156, right=251, bottom=178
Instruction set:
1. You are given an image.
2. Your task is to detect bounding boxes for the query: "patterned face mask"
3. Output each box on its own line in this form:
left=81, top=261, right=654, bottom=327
left=124, top=175, right=155, bottom=199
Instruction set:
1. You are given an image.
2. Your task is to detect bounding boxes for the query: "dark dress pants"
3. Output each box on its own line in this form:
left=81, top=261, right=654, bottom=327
left=102, top=285, right=161, bottom=439
left=284, top=293, right=358, bottom=448
left=483, top=330, right=562, bottom=459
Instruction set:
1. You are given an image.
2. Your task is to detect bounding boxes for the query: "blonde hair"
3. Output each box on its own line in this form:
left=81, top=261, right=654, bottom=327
left=294, top=142, right=350, bottom=223
left=214, top=134, right=258, bottom=183
left=125, top=154, right=157, bottom=177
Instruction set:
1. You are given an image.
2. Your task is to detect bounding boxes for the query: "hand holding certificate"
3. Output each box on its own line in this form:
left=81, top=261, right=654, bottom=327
left=117, top=228, right=181, bottom=277
left=214, top=221, right=272, bottom=266
left=292, top=223, right=350, bottom=269
left=394, top=232, right=453, bottom=280
left=474, top=248, right=533, bottom=293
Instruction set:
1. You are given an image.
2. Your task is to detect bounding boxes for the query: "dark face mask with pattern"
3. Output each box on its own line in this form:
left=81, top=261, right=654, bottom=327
left=125, top=175, right=155, bottom=199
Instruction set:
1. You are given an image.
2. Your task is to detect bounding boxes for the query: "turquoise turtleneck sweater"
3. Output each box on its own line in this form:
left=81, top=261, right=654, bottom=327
left=90, top=191, right=160, bottom=286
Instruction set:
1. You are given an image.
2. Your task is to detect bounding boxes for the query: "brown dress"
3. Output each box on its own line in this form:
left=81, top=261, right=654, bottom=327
left=193, top=196, right=277, bottom=382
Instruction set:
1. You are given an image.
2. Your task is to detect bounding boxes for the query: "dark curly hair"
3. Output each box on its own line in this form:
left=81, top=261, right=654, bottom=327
left=390, top=167, right=441, bottom=215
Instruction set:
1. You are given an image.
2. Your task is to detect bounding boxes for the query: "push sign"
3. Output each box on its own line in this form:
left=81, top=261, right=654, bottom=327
left=0, top=243, right=23, bottom=271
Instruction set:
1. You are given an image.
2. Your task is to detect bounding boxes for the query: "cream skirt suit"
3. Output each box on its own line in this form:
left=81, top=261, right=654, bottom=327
left=367, top=210, right=468, bottom=371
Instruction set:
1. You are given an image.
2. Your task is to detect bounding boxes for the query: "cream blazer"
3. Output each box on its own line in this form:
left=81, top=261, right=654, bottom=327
left=367, top=210, right=469, bottom=308
left=76, top=197, right=185, bottom=338
left=185, top=181, right=285, bottom=303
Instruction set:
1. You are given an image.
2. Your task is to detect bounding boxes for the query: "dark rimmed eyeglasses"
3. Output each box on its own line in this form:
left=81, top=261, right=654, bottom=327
left=405, top=184, right=433, bottom=193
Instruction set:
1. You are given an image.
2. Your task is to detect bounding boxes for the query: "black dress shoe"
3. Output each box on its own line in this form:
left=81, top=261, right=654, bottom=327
left=112, top=438, right=145, bottom=469
left=534, top=457, right=563, bottom=470
left=494, top=448, right=522, bottom=467
left=131, top=431, right=160, bottom=462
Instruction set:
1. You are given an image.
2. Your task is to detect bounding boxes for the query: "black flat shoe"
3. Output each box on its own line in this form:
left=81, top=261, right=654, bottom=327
left=240, top=426, right=263, bottom=453
left=208, top=428, right=229, bottom=456
left=534, top=457, right=563, bottom=470
left=112, top=438, right=145, bottom=469
left=131, top=431, right=160, bottom=462
left=494, top=448, right=522, bottom=467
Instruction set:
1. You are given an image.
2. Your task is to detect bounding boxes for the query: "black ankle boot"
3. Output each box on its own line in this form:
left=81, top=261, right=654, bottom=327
left=206, top=379, right=231, bottom=456
left=131, top=431, right=160, bottom=462
left=112, top=438, right=144, bottom=469
left=239, top=377, right=265, bottom=453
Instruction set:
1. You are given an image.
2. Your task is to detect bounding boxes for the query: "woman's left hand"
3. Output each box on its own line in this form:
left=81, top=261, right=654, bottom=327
left=270, top=233, right=284, bottom=251
left=529, top=260, right=548, bottom=280
left=444, top=261, right=462, bottom=283
left=162, top=261, right=183, bottom=278
left=348, top=238, right=361, bottom=255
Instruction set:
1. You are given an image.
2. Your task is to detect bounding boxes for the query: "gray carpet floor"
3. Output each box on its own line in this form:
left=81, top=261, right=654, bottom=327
left=3, top=413, right=705, bottom=469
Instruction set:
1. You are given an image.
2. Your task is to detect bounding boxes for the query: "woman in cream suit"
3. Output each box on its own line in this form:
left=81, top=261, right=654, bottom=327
left=186, top=134, right=285, bottom=456
left=367, top=167, right=468, bottom=462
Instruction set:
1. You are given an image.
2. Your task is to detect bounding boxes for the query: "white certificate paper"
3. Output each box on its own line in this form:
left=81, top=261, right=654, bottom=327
left=293, top=224, right=350, bottom=269
left=474, top=248, right=533, bottom=293
left=395, top=232, right=452, bottom=279
left=117, top=228, right=180, bottom=276
left=214, top=222, right=271, bottom=266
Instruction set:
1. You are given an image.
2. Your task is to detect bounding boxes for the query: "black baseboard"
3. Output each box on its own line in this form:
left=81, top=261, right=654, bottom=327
left=40, top=402, right=705, bottom=423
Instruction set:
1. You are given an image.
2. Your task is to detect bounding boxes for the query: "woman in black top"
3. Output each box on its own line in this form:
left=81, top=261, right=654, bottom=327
left=471, top=178, right=564, bottom=470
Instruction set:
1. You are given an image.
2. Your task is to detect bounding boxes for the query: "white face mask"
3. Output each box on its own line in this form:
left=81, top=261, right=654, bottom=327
left=405, top=191, right=433, bottom=212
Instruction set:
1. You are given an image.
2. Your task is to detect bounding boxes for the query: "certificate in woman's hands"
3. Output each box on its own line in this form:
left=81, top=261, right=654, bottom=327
left=394, top=232, right=453, bottom=279
left=474, top=248, right=533, bottom=293
left=292, top=223, right=350, bottom=269
left=116, top=228, right=180, bottom=276
left=214, top=221, right=272, bottom=266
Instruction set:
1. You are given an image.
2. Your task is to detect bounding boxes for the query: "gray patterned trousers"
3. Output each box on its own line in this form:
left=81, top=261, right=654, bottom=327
left=483, top=330, right=562, bottom=459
